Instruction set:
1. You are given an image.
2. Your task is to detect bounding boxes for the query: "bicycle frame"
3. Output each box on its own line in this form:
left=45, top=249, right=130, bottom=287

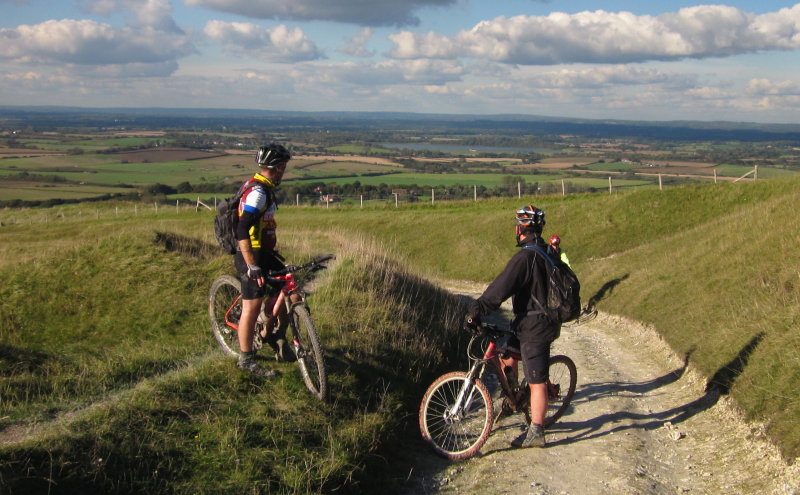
left=447, top=331, right=525, bottom=421
left=221, top=273, right=302, bottom=334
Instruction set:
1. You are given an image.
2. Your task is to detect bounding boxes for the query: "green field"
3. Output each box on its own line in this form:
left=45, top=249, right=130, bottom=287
left=716, top=163, right=799, bottom=179
left=0, top=176, right=798, bottom=493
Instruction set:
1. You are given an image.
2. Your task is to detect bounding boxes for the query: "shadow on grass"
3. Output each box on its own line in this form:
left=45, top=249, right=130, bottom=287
left=586, top=273, right=630, bottom=310
left=153, top=231, right=218, bottom=259
left=0, top=344, right=52, bottom=375
left=546, top=332, right=764, bottom=447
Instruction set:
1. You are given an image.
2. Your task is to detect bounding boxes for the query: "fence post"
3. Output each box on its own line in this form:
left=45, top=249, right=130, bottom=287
left=176, top=200, right=179, bottom=213
left=517, top=182, right=521, bottom=198
left=608, top=176, right=612, bottom=193
left=473, top=185, right=477, bottom=201
left=659, top=174, right=663, bottom=191
left=431, top=188, right=435, bottom=204
left=394, top=192, right=398, bottom=208
left=754, top=165, right=758, bottom=180
left=714, top=169, right=717, bottom=183
left=360, top=195, right=363, bottom=208
left=296, top=193, right=299, bottom=207
left=561, top=179, right=565, bottom=196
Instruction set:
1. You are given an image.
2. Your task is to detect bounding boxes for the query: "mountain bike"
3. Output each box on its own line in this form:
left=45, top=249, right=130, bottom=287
left=208, top=254, right=334, bottom=401
left=419, top=322, right=577, bottom=460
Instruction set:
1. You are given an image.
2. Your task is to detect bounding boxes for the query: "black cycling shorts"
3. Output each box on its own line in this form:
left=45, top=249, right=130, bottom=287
left=512, top=313, right=557, bottom=384
left=519, top=339, right=551, bottom=384
left=234, top=250, right=284, bottom=300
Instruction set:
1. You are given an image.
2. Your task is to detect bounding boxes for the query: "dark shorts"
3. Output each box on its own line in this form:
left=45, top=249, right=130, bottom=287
left=512, top=313, right=560, bottom=384
left=234, top=250, right=285, bottom=300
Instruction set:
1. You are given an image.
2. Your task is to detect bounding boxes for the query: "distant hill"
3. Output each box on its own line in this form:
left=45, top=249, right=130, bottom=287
left=3, top=105, right=800, bottom=142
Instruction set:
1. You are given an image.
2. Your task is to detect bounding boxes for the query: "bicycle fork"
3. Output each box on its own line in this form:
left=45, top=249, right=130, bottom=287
left=446, top=363, right=485, bottom=421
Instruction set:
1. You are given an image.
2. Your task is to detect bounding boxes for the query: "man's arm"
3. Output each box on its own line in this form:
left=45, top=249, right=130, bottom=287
left=469, top=252, right=529, bottom=318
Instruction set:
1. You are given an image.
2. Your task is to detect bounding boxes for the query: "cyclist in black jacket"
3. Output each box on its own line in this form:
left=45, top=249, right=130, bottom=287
left=465, top=205, right=559, bottom=448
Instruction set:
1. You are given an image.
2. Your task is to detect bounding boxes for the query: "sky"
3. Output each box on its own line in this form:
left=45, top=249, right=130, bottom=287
left=2, top=0, right=800, bottom=123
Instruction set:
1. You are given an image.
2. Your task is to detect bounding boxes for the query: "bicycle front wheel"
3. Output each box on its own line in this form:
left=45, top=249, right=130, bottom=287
left=289, top=305, right=328, bottom=401
left=544, top=354, right=577, bottom=427
left=419, top=372, right=493, bottom=460
left=209, top=275, right=243, bottom=358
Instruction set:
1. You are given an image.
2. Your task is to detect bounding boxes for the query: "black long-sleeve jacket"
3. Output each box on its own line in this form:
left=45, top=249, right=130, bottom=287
left=468, top=234, right=558, bottom=341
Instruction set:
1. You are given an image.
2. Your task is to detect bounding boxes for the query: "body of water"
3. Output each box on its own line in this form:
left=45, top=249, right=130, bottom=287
left=380, top=142, right=557, bottom=154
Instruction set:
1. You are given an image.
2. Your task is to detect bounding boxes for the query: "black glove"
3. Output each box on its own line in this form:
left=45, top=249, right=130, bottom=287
left=463, top=315, right=481, bottom=334
left=246, top=264, right=263, bottom=280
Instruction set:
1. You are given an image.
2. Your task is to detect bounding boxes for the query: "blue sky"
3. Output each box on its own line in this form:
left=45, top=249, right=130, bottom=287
left=2, top=0, right=800, bottom=123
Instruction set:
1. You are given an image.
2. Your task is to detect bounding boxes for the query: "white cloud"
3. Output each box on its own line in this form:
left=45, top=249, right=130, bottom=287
left=203, top=20, right=323, bottom=62
left=0, top=19, right=194, bottom=66
left=746, top=78, right=800, bottom=96
left=79, top=0, right=183, bottom=33
left=528, top=65, right=696, bottom=89
left=389, top=5, right=800, bottom=65
left=185, top=0, right=457, bottom=27
left=339, top=28, right=374, bottom=57
left=269, top=58, right=465, bottom=88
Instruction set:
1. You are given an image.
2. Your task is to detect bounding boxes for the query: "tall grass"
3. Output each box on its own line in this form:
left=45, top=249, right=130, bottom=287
left=0, top=218, right=466, bottom=493
left=1, top=174, right=798, bottom=493
left=278, top=177, right=800, bottom=460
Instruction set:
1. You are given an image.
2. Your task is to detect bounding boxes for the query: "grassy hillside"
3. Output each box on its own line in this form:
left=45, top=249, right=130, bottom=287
left=276, top=177, right=800, bottom=461
left=0, top=175, right=797, bottom=494
left=0, top=215, right=466, bottom=493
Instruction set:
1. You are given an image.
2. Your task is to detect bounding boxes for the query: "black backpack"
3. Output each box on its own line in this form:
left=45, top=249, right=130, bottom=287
left=213, top=186, right=248, bottom=255
left=526, top=245, right=582, bottom=324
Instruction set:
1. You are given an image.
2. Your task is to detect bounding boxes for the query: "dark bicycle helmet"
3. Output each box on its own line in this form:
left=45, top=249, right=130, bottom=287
left=255, top=143, right=291, bottom=169
left=515, top=205, right=545, bottom=229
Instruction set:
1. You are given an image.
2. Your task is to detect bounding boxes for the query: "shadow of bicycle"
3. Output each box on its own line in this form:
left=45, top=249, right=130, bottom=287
left=545, top=332, right=764, bottom=447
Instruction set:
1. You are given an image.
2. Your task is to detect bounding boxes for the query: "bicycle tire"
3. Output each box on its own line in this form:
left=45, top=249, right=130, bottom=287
left=543, top=354, right=577, bottom=427
left=289, top=305, right=328, bottom=401
left=419, top=372, right=493, bottom=460
left=209, top=275, right=243, bottom=358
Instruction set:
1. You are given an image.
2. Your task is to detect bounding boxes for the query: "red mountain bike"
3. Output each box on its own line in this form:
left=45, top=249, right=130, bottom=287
left=419, top=322, right=577, bottom=459
left=208, top=255, right=334, bottom=401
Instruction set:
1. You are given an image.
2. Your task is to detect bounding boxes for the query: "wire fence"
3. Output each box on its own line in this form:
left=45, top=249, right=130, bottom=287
left=0, top=166, right=761, bottom=227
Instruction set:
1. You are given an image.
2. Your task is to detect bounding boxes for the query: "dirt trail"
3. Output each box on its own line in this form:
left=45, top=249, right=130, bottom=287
left=405, top=281, right=798, bottom=495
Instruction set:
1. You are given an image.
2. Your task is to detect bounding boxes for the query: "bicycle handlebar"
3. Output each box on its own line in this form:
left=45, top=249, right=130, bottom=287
left=267, top=254, right=336, bottom=278
left=471, top=322, right=514, bottom=338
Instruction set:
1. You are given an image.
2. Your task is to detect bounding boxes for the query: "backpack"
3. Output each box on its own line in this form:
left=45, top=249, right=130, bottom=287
left=213, top=185, right=248, bottom=255
left=526, top=245, right=582, bottom=324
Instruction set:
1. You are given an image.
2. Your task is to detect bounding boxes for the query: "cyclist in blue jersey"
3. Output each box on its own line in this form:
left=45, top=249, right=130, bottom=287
left=234, top=143, right=292, bottom=377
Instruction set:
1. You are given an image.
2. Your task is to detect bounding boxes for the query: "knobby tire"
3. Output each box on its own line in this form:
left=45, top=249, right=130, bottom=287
left=290, top=305, right=328, bottom=401
left=209, top=275, right=243, bottom=358
left=543, top=354, right=577, bottom=427
left=419, top=372, right=493, bottom=460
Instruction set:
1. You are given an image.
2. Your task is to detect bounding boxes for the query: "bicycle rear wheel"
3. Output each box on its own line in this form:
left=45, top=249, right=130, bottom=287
left=419, top=372, right=493, bottom=460
left=543, top=354, right=577, bottom=427
left=209, top=275, right=243, bottom=358
left=289, top=305, right=328, bottom=401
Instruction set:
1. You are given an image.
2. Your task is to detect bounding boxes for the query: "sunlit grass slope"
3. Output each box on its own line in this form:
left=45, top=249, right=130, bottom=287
left=0, top=214, right=465, bottom=493
left=279, top=177, right=800, bottom=460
